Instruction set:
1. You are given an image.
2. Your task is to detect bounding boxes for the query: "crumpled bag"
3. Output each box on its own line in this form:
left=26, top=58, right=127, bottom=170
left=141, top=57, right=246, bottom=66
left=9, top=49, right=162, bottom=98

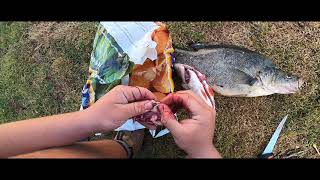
left=80, top=22, right=175, bottom=138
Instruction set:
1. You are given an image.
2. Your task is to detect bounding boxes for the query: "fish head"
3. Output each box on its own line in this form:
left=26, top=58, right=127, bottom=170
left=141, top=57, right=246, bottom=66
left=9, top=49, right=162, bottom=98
left=174, top=63, right=215, bottom=107
left=258, top=67, right=304, bottom=94
left=173, top=63, right=193, bottom=85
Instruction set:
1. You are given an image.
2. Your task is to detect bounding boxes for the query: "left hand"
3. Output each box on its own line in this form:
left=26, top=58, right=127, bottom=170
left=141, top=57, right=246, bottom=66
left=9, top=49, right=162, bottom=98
left=84, top=85, right=156, bottom=132
left=158, top=91, right=220, bottom=158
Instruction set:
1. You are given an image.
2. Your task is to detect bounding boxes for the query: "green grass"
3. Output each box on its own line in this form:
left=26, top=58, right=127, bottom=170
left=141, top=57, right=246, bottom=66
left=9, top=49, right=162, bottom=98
left=0, top=22, right=96, bottom=122
left=0, top=22, right=319, bottom=158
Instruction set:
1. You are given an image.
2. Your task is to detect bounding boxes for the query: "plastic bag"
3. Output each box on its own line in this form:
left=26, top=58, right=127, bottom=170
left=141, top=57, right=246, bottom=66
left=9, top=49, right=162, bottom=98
left=129, top=23, right=175, bottom=96
left=80, top=22, right=175, bottom=138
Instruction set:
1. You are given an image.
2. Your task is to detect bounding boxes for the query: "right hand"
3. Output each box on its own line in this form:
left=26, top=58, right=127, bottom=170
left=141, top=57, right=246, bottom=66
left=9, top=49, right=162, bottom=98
left=159, top=90, right=221, bottom=158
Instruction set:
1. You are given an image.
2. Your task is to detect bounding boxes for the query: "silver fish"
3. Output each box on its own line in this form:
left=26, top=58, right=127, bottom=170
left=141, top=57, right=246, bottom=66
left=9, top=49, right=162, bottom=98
left=174, top=43, right=304, bottom=97
left=174, top=63, right=215, bottom=108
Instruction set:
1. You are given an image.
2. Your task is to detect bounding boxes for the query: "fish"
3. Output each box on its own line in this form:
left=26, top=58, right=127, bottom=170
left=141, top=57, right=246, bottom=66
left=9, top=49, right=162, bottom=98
left=173, top=43, right=304, bottom=97
left=174, top=64, right=215, bottom=108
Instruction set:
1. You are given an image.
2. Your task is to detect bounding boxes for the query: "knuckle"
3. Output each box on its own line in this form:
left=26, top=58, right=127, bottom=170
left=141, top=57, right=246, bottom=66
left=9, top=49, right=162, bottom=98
left=133, top=102, right=144, bottom=114
left=133, top=103, right=139, bottom=113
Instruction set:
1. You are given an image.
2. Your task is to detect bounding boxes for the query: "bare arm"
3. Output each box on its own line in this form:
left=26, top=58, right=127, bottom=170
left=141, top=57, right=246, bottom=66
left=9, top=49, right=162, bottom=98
left=0, top=111, right=96, bottom=157
left=0, top=85, right=155, bottom=158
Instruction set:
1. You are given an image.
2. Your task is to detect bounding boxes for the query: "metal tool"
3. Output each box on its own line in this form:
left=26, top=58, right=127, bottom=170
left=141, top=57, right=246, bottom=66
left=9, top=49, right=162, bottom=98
left=260, top=114, right=288, bottom=159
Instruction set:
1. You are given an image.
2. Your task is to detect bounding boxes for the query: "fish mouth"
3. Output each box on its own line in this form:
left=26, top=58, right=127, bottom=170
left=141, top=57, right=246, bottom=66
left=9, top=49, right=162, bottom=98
left=266, top=79, right=304, bottom=94
left=174, top=63, right=192, bottom=84
left=298, top=78, right=304, bottom=90
left=184, top=69, right=190, bottom=84
left=286, top=78, right=304, bottom=93
left=173, top=64, right=186, bottom=84
left=279, top=78, right=304, bottom=94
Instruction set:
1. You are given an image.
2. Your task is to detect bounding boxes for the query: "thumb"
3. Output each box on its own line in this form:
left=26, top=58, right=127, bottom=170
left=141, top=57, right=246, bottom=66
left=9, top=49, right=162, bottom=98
left=122, top=100, right=155, bottom=118
left=158, top=104, right=182, bottom=134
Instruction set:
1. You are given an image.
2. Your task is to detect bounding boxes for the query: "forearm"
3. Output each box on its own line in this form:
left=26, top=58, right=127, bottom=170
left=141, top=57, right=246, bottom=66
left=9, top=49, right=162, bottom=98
left=187, top=146, right=222, bottom=159
left=0, top=110, right=99, bottom=158
left=11, top=140, right=127, bottom=159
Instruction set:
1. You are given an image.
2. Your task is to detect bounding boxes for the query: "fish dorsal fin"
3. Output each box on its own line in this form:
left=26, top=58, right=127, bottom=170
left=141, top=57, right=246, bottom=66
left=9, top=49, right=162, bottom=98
left=190, top=42, right=262, bottom=55
left=176, top=42, right=266, bottom=59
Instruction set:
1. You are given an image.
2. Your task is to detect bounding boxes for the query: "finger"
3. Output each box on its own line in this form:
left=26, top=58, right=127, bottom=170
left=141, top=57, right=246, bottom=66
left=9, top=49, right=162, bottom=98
left=174, top=90, right=210, bottom=110
left=161, top=92, right=203, bottom=114
left=177, top=88, right=216, bottom=109
left=121, top=86, right=156, bottom=103
left=160, top=93, right=179, bottom=106
left=121, top=100, right=154, bottom=118
left=158, top=104, right=182, bottom=133
left=158, top=94, right=177, bottom=113
left=161, top=93, right=189, bottom=113
left=175, top=90, right=206, bottom=105
left=169, top=90, right=203, bottom=113
left=162, top=91, right=211, bottom=118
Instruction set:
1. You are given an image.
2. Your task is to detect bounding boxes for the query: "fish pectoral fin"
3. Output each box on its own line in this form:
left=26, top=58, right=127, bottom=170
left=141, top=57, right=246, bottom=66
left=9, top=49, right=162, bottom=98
left=247, top=76, right=258, bottom=86
left=211, top=68, right=259, bottom=97
left=221, top=68, right=258, bottom=86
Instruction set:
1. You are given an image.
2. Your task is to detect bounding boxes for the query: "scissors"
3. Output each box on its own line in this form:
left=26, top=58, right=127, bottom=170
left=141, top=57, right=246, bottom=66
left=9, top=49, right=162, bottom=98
left=259, top=114, right=288, bottom=159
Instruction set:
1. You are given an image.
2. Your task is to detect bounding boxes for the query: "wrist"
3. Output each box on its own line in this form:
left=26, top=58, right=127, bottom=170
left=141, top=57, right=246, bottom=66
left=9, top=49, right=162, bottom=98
left=81, top=107, right=118, bottom=133
left=77, top=109, right=105, bottom=133
left=187, top=145, right=222, bottom=158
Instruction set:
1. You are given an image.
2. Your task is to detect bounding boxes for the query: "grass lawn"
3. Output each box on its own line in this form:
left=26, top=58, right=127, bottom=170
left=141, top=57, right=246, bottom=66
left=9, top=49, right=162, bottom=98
left=0, top=22, right=319, bottom=158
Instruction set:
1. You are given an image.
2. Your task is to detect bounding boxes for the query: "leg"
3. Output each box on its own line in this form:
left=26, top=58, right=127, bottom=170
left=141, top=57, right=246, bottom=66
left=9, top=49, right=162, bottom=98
left=11, top=140, right=128, bottom=159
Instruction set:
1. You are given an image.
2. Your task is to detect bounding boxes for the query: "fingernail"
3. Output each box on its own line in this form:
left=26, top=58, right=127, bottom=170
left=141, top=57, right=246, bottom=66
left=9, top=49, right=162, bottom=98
left=144, top=101, right=154, bottom=111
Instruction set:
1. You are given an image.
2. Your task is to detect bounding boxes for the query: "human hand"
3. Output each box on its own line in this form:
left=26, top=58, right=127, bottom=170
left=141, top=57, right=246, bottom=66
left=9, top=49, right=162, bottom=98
left=159, top=90, right=221, bottom=158
left=84, top=85, right=156, bottom=132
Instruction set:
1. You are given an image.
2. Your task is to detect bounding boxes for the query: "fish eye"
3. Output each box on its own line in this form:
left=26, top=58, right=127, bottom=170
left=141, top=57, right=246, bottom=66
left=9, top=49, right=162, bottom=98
left=286, top=76, right=292, bottom=79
